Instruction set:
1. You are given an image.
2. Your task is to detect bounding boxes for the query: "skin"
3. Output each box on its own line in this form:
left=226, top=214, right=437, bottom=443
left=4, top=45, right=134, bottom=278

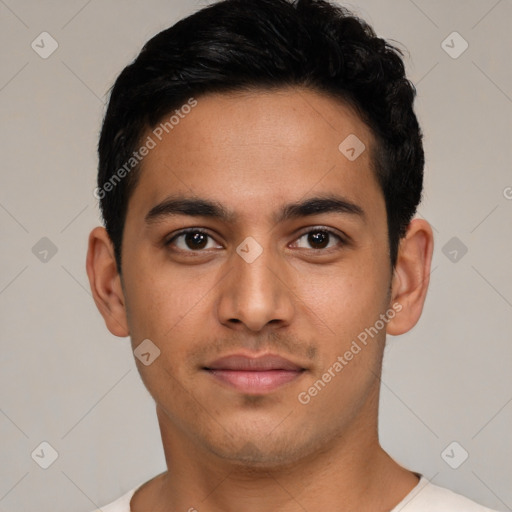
left=86, top=87, right=433, bottom=512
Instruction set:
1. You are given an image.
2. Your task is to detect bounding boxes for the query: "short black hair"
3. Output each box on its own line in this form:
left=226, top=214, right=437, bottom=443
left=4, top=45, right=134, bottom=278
left=97, top=0, right=424, bottom=273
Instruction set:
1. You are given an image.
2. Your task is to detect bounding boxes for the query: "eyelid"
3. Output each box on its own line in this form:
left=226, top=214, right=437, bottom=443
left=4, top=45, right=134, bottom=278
left=165, top=227, right=222, bottom=248
left=294, top=225, right=348, bottom=243
left=165, top=225, right=349, bottom=251
left=291, top=226, right=348, bottom=251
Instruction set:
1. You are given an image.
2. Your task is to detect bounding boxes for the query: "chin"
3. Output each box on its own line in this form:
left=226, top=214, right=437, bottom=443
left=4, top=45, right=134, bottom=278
left=203, top=430, right=317, bottom=471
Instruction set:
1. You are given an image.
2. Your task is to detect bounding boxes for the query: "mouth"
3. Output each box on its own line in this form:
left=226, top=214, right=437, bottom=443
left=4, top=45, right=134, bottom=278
left=203, top=354, right=306, bottom=394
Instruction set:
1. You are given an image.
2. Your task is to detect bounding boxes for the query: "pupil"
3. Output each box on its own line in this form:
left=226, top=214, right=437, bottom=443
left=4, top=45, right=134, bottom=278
left=186, top=232, right=207, bottom=250
left=309, top=231, right=328, bottom=249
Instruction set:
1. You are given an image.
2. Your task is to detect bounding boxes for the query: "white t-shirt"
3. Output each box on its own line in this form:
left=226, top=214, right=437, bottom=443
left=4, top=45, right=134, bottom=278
left=93, top=474, right=499, bottom=511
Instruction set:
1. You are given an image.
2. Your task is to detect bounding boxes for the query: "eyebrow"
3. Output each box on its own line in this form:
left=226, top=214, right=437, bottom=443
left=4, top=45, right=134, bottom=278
left=145, top=194, right=365, bottom=225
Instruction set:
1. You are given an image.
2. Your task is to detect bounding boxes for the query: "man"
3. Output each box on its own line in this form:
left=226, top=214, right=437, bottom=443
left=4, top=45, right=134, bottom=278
left=86, top=0, right=497, bottom=510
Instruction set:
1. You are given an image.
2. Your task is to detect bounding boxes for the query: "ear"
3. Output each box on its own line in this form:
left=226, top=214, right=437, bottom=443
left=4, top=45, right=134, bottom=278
left=386, top=218, right=434, bottom=336
left=86, top=226, right=130, bottom=337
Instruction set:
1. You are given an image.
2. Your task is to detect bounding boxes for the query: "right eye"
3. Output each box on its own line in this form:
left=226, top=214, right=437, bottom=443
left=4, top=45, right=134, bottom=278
left=166, top=229, right=223, bottom=252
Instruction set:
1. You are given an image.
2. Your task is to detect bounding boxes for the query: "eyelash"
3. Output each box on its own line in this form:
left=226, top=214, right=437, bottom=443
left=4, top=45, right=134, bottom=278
left=165, top=226, right=347, bottom=253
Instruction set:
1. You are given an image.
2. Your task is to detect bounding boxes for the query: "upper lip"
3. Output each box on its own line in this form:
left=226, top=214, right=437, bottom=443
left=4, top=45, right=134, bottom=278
left=204, top=354, right=304, bottom=371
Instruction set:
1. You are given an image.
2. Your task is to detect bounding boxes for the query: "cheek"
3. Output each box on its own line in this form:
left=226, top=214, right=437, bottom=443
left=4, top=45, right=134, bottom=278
left=122, top=268, right=207, bottom=396
left=123, top=258, right=221, bottom=343
left=297, top=252, right=390, bottom=342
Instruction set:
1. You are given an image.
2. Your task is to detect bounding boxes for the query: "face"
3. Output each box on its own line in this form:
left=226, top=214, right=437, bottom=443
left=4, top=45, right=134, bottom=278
left=113, top=88, right=396, bottom=466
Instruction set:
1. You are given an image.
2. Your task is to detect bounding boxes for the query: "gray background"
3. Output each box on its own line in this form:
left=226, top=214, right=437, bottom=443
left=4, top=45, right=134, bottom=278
left=1, top=0, right=511, bottom=511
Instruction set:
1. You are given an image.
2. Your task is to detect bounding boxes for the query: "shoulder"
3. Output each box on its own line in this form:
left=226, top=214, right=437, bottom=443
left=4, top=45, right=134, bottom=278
left=88, top=486, right=137, bottom=512
left=394, top=476, right=499, bottom=512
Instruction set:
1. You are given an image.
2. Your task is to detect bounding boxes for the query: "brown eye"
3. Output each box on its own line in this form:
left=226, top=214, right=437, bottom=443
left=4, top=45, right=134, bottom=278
left=292, top=228, right=344, bottom=250
left=307, top=231, right=330, bottom=249
left=167, top=229, right=221, bottom=251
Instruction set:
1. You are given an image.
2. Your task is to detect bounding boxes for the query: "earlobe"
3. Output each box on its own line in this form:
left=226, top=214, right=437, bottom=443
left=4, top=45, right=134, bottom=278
left=86, top=227, right=130, bottom=337
left=386, top=218, right=434, bottom=336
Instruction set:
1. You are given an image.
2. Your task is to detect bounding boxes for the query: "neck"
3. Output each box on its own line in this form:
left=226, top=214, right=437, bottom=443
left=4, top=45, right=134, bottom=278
left=131, top=385, right=419, bottom=512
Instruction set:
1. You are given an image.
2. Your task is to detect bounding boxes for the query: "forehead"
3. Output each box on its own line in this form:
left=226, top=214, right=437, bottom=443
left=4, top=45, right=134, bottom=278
left=127, top=87, right=383, bottom=224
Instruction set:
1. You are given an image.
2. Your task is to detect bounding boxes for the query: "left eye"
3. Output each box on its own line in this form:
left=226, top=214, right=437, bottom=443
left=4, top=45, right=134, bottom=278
left=292, top=229, right=343, bottom=250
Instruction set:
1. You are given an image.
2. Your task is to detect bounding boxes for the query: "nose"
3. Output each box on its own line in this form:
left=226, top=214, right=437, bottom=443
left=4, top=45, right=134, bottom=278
left=216, top=240, right=295, bottom=333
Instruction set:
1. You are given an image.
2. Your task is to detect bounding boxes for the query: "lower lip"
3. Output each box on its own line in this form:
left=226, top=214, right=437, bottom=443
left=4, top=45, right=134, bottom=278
left=206, top=369, right=304, bottom=393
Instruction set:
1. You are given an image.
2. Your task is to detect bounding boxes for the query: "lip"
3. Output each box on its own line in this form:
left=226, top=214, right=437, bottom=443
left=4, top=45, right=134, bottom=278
left=203, top=354, right=306, bottom=394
